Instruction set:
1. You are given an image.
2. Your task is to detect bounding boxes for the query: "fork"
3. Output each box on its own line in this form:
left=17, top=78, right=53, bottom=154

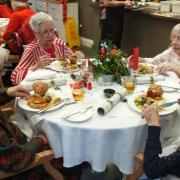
left=60, top=106, right=93, bottom=119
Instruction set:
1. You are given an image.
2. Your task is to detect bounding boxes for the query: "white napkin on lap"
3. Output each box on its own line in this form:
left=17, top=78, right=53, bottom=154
left=21, top=69, right=66, bottom=90
left=25, top=69, right=56, bottom=81
left=136, top=75, right=165, bottom=84
left=21, top=78, right=66, bottom=90
left=97, top=93, right=121, bottom=116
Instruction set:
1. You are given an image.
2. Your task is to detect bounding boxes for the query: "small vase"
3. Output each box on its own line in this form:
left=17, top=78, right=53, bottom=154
left=101, top=74, right=115, bottom=85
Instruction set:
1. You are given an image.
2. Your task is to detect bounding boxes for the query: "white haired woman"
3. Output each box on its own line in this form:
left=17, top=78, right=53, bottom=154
left=139, top=23, right=180, bottom=76
left=1, top=0, right=35, bottom=54
left=11, top=12, right=77, bottom=85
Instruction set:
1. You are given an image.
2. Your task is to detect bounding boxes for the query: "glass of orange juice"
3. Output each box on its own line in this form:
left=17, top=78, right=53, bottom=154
left=121, top=76, right=136, bottom=94
left=71, top=83, right=85, bottom=102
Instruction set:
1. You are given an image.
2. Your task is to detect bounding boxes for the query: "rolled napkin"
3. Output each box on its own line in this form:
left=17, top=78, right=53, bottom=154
left=70, top=71, right=83, bottom=81
left=129, top=47, right=139, bottom=71
left=25, top=69, right=57, bottom=81
left=136, top=75, right=165, bottom=84
left=97, top=93, right=121, bottom=116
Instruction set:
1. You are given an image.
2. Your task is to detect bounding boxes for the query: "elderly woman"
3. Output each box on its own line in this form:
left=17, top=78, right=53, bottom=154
left=142, top=104, right=180, bottom=179
left=139, top=23, right=180, bottom=76
left=0, top=85, right=82, bottom=179
left=2, top=0, right=35, bottom=53
left=11, top=12, right=76, bottom=85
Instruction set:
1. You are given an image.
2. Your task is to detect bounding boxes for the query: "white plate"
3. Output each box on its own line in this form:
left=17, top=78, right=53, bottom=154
left=127, top=93, right=177, bottom=116
left=135, top=63, right=158, bottom=77
left=48, top=61, right=79, bottom=72
left=18, top=89, right=66, bottom=112
left=64, top=109, right=92, bottom=122
left=18, top=98, right=66, bottom=112
left=162, top=87, right=176, bottom=92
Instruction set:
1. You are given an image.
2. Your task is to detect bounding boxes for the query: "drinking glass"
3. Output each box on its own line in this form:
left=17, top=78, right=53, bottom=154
left=121, top=76, right=136, bottom=94
left=71, top=84, right=85, bottom=102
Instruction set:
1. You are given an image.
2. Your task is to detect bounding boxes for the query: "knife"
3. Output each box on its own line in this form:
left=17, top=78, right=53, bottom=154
left=60, top=105, right=93, bottom=119
left=160, top=98, right=180, bottom=108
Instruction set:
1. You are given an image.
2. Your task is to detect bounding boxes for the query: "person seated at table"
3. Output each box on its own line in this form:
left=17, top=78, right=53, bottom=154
left=0, top=47, right=9, bottom=87
left=0, top=84, right=83, bottom=179
left=11, top=12, right=77, bottom=85
left=139, top=23, right=180, bottom=76
left=1, top=0, right=35, bottom=54
left=0, top=0, right=12, bottom=18
left=142, top=104, right=180, bottom=179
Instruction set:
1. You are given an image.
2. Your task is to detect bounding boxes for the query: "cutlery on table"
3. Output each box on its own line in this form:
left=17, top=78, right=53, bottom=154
left=160, top=98, right=180, bottom=108
left=60, top=105, right=93, bottom=119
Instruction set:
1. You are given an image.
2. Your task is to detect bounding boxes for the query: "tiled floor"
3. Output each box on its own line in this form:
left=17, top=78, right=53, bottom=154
left=81, top=164, right=122, bottom=180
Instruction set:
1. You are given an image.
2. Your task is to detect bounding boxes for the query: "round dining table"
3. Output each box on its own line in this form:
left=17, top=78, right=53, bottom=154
left=18, top=68, right=180, bottom=175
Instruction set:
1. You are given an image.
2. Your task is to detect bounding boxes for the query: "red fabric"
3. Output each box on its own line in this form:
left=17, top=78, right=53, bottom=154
left=128, top=47, right=139, bottom=71
left=3, top=7, right=35, bottom=41
left=44, top=44, right=56, bottom=58
left=17, top=16, right=36, bottom=45
left=0, top=5, right=12, bottom=18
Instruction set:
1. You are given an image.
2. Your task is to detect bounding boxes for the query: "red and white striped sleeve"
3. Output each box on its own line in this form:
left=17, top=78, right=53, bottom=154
left=11, top=48, right=35, bottom=85
left=55, top=38, right=74, bottom=59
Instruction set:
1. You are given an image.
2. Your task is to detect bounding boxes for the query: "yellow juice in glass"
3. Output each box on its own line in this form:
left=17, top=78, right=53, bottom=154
left=72, top=88, right=85, bottom=101
left=122, top=76, right=136, bottom=94
left=123, top=82, right=135, bottom=93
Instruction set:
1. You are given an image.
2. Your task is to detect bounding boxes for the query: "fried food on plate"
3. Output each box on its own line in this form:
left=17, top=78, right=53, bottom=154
left=27, top=81, right=61, bottom=110
left=137, top=64, right=154, bottom=74
left=134, top=84, right=165, bottom=111
left=32, top=80, right=49, bottom=97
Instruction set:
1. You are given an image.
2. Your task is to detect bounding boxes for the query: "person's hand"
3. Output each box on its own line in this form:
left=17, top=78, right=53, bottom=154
left=6, top=85, right=30, bottom=98
left=37, top=133, right=48, bottom=145
left=69, top=53, right=77, bottom=64
left=157, top=62, right=177, bottom=75
left=124, top=0, right=133, bottom=8
left=30, top=55, right=51, bottom=71
left=141, top=104, right=160, bottom=126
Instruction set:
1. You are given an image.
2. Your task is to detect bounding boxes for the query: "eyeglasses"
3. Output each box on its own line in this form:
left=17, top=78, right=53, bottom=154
left=38, top=29, right=56, bottom=36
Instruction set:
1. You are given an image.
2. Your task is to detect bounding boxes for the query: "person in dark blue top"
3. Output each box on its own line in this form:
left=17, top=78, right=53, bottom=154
left=142, top=104, right=180, bottom=179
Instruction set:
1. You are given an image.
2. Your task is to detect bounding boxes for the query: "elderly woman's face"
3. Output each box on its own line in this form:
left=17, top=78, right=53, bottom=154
left=37, top=21, right=55, bottom=47
left=171, top=34, right=180, bottom=55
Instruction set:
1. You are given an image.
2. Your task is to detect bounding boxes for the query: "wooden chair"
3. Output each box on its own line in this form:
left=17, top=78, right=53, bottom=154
left=126, top=153, right=144, bottom=180
left=0, top=108, right=64, bottom=180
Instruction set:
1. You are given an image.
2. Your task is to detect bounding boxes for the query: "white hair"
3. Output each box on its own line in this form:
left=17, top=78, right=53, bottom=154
left=170, top=23, right=180, bottom=39
left=29, top=12, right=54, bottom=33
left=11, top=1, right=28, bottom=10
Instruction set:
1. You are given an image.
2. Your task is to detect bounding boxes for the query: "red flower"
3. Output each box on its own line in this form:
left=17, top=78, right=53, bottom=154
left=100, top=48, right=106, bottom=60
left=110, top=48, right=117, bottom=57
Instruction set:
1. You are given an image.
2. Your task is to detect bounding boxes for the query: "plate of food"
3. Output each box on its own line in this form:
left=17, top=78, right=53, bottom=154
left=127, top=84, right=177, bottom=115
left=48, top=60, right=79, bottom=72
left=135, top=63, right=158, bottom=76
left=18, top=81, right=65, bottom=112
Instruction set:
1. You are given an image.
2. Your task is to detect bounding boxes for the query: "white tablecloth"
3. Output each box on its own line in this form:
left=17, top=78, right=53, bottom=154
left=0, top=18, right=9, bottom=33
left=19, top=70, right=180, bottom=174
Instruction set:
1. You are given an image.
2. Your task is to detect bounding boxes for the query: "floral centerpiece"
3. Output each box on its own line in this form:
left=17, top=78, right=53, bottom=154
left=91, top=41, right=130, bottom=83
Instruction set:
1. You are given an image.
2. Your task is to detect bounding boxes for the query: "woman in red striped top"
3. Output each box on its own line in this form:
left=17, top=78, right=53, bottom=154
left=11, top=12, right=76, bottom=85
